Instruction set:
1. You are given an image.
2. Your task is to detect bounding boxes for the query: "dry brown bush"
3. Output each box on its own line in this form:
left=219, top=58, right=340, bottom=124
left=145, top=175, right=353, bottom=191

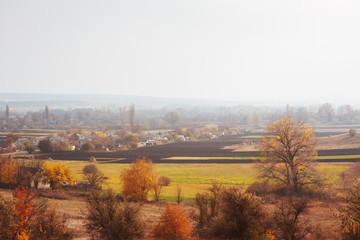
left=247, top=181, right=269, bottom=196
left=82, top=164, right=106, bottom=189
left=335, top=178, right=360, bottom=240
left=81, top=142, right=95, bottom=152
left=193, top=183, right=271, bottom=240
left=85, top=190, right=144, bottom=240
left=159, top=176, right=171, bottom=186
left=273, top=196, right=311, bottom=240
left=30, top=205, right=73, bottom=240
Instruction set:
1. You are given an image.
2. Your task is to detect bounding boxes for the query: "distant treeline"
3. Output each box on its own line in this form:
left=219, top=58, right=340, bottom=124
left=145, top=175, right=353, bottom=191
left=1, top=102, right=360, bottom=130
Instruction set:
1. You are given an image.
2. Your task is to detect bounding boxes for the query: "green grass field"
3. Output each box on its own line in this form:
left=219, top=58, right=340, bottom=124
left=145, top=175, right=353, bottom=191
left=239, top=135, right=263, bottom=139
left=317, top=155, right=360, bottom=160
left=163, top=156, right=259, bottom=160
left=163, top=155, right=360, bottom=161
left=48, top=160, right=349, bottom=202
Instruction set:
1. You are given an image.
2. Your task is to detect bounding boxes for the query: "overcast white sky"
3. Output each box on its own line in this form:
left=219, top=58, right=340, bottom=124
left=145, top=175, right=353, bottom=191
left=0, top=0, right=359, bottom=103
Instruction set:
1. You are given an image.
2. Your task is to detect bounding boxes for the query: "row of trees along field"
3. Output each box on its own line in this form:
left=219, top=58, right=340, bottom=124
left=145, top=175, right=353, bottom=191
left=0, top=117, right=360, bottom=239
left=2, top=102, right=360, bottom=130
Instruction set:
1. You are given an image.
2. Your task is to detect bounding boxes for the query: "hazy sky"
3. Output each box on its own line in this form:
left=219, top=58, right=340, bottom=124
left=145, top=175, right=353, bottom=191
left=1, top=0, right=359, bottom=103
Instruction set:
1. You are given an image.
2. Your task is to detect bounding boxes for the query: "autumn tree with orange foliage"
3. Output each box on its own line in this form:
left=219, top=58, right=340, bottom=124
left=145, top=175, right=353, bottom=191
left=259, top=117, right=320, bottom=193
left=11, top=186, right=38, bottom=240
left=0, top=155, right=18, bottom=184
left=153, top=204, right=193, bottom=240
left=42, top=162, right=74, bottom=189
left=121, top=157, right=153, bottom=201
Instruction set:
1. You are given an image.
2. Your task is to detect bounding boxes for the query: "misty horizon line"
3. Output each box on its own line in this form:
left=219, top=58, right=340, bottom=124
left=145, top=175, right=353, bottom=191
left=0, top=92, right=359, bottom=107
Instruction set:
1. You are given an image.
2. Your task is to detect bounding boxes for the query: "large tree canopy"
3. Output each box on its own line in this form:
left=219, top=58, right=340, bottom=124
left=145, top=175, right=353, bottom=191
left=259, top=117, right=320, bottom=193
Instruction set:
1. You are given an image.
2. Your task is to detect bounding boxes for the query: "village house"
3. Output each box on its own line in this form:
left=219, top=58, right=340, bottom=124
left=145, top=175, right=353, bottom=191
left=14, top=137, right=29, bottom=149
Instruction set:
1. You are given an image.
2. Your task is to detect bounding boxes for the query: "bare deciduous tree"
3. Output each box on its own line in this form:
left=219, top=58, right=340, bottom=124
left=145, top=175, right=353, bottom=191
left=129, top=104, right=135, bottom=129
left=119, top=106, right=127, bottom=130
left=82, top=165, right=107, bottom=189
left=274, top=196, right=310, bottom=240
left=162, top=111, right=180, bottom=127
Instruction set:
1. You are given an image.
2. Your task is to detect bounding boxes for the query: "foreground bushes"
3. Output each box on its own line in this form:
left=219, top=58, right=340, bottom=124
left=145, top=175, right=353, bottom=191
left=85, top=190, right=144, bottom=240
left=274, top=196, right=311, bottom=240
left=0, top=186, right=73, bottom=240
left=193, top=183, right=272, bottom=240
left=336, top=178, right=360, bottom=240
left=82, top=164, right=107, bottom=189
left=30, top=205, right=73, bottom=240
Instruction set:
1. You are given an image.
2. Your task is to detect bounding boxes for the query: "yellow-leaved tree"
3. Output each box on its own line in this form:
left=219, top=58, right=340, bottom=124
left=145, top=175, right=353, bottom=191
left=0, top=155, right=18, bottom=184
left=121, top=157, right=154, bottom=201
left=42, top=162, right=74, bottom=189
left=259, top=117, right=320, bottom=193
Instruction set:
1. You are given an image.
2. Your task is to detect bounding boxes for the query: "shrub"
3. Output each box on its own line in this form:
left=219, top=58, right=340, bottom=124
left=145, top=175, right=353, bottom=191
left=159, top=176, right=171, bottom=186
left=336, top=178, right=360, bottom=239
left=24, top=140, right=35, bottom=153
left=247, top=181, right=269, bottom=196
left=85, top=190, right=144, bottom=240
left=153, top=204, right=193, bottom=240
left=121, top=157, right=154, bottom=201
left=83, top=164, right=98, bottom=174
left=193, top=182, right=222, bottom=234
left=193, top=183, right=271, bottom=240
left=212, top=187, right=270, bottom=240
left=349, top=128, right=357, bottom=137
left=274, top=196, right=310, bottom=240
left=176, top=185, right=183, bottom=205
left=30, top=206, right=73, bottom=240
left=82, top=164, right=106, bottom=189
left=81, top=142, right=95, bottom=152
left=38, top=139, right=53, bottom=153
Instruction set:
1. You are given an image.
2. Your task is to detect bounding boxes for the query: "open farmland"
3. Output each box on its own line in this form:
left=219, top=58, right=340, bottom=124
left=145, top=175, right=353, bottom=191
left=46, top=134, right=360, bottom=163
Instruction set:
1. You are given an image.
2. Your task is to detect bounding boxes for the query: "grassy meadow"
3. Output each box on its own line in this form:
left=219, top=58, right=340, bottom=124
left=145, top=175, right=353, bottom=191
left=164, top=155, right=360, bottom=161
left=48, top=160, right=349, bottom=202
